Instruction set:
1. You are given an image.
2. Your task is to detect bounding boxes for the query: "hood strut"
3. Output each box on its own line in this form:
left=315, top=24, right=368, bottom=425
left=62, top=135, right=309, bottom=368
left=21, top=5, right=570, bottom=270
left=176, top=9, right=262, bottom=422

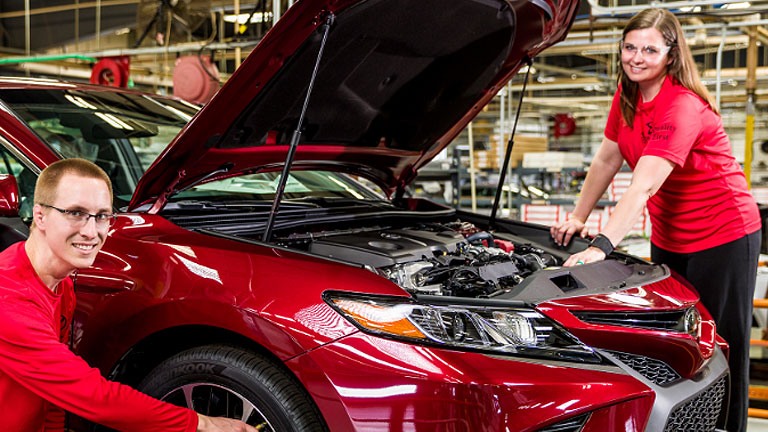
left=489, top=58, right=533, bottom=231
left=262, top=13, right=335, bottom=243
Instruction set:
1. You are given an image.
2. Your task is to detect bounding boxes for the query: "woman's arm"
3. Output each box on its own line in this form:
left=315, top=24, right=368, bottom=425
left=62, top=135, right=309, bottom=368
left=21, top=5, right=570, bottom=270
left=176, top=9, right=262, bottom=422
left=563, top=154, right=675, bottom=266
left=551, top=137, right=624, bottom=246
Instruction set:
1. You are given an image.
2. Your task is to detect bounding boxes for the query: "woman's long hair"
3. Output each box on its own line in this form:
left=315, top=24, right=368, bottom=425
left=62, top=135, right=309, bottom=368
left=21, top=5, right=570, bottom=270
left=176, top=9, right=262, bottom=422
left=618, top=8, right=718, bottom=127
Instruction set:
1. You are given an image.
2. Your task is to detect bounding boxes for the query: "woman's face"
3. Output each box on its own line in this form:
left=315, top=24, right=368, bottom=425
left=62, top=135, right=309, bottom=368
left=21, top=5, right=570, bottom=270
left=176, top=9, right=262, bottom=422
left=621, top=27, right=671, bottom=88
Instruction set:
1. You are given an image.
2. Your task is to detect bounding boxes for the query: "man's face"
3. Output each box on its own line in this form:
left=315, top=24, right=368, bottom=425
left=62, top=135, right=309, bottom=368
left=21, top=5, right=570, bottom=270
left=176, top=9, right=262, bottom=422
left=37, top=174, right=112, bottom=271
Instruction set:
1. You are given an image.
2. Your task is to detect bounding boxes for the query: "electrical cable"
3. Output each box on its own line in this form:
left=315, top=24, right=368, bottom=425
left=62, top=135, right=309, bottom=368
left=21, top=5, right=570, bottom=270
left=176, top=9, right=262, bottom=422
left=198, top=12, right=220, bottom=82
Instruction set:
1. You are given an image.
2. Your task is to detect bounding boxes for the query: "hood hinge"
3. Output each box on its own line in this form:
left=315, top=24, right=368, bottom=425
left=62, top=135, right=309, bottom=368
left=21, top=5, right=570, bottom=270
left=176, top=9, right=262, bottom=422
left=149, top=169, right=186, bottom=214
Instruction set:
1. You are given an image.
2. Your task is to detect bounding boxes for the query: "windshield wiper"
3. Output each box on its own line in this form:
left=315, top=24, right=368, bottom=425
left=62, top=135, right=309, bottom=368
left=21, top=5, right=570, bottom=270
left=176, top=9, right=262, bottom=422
left=171, top=162, right=235, bottom=196
left=165, top=199, right=321, bottom=212
left=286, top=196, right=392, bottom=207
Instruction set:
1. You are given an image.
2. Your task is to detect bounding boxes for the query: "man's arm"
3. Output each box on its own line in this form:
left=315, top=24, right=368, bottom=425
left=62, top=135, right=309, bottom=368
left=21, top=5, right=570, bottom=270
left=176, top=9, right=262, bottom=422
left=0, top=295, right=197, bottom=432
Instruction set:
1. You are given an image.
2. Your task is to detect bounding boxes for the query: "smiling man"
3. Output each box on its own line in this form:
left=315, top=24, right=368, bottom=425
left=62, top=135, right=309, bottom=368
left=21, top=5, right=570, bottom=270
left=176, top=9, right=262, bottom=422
left=0, top=159, right=255, bottom=432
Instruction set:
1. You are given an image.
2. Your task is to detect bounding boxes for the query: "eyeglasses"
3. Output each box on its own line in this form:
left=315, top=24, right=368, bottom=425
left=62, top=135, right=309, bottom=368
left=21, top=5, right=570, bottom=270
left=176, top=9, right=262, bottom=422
left=620, top=42, right=671, bottom=60
left=40, top=204, right=116, bottom=229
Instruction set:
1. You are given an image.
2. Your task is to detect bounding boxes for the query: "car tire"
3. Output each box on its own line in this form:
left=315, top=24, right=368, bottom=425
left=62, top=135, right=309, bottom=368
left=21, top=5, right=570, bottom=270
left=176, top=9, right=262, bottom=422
left=138, top=344, right=328, bottom=432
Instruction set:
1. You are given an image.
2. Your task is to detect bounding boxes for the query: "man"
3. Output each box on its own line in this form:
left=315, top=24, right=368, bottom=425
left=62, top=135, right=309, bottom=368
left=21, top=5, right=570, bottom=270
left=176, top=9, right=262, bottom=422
left=0, top=159, right=257, bottom=432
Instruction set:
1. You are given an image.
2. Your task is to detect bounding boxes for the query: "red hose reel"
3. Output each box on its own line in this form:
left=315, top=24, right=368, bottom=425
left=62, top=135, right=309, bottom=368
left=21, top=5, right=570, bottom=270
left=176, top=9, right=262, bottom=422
left=90, top=56, right=131, bottom=88
left=553, top=113, right=576, bottom=138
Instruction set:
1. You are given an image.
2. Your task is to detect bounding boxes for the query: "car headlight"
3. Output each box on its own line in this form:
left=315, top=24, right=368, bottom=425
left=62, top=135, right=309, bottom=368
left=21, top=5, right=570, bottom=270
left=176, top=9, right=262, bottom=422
left=325, top=292, right=601, bottom=364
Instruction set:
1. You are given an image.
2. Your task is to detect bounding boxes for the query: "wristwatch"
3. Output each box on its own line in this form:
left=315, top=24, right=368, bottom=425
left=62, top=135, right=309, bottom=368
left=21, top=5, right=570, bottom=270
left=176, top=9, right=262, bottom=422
left=590, top=233, right=614, bottom=256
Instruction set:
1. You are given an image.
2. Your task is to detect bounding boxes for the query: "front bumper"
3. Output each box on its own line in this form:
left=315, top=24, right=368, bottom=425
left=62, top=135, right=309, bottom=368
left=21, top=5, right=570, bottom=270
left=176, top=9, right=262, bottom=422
left=600, top=346, right=729, bottom=431
left=287, top=332, right=728, bottom=431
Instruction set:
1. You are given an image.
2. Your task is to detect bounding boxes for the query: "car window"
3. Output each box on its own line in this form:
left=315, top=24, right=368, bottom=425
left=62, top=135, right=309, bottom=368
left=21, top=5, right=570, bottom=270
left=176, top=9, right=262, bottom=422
left=177, top=170, right=385, bottom=202
left=0, top=89, right=198, bottom=208
left=0, top=146, right=35, bottom=222
left=0, top=89, right=384, bottom=208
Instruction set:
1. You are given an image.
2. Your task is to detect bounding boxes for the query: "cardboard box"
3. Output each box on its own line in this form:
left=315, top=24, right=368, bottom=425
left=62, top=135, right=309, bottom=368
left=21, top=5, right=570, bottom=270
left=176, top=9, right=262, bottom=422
left=475, top=135, right=547, bottom=169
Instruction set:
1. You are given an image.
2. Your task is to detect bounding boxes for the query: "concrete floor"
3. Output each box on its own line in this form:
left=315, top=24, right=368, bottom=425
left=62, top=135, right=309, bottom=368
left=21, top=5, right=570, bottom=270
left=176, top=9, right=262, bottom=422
left=751, top=417, right=768, bottom=430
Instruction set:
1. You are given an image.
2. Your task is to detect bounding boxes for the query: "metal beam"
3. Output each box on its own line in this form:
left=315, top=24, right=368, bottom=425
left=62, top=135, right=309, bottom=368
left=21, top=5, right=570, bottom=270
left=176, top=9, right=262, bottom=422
left=0, top=0, right=138, bottom=19
left=0, top=40, right=259, bottom=62
left=587, top=0, right=768, bottom=16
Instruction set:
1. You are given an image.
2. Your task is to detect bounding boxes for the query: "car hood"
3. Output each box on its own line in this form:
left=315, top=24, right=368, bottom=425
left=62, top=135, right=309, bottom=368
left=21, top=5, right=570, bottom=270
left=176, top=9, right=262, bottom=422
left=129, top=0, right=579, bottom=212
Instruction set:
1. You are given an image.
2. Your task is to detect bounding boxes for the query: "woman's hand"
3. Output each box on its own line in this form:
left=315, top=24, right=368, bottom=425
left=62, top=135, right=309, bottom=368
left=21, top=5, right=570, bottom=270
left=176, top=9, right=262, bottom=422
left=563, top=246, right=606, bottom=267
left=550, top=217, right=588, bottom=247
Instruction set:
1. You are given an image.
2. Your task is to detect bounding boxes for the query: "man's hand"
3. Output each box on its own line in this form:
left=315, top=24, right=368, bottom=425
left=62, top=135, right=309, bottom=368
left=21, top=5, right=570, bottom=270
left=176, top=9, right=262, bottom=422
left=197, top=413, right=260, bottom=432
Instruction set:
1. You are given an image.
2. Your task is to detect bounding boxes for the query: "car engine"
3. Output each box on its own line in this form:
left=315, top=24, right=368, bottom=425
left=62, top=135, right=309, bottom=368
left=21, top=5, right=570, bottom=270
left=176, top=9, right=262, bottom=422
left=286, top=221, right=560, bottom=298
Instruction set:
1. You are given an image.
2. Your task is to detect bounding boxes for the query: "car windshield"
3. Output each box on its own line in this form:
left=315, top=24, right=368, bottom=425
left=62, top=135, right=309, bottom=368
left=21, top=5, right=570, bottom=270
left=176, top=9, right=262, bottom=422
left=0, top=88, right=384, bottom=209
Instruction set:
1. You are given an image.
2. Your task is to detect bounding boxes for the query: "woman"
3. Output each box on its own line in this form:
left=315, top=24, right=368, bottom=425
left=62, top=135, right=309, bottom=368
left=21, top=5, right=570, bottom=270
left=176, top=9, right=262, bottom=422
left=550, top=8, right=760, bottom=432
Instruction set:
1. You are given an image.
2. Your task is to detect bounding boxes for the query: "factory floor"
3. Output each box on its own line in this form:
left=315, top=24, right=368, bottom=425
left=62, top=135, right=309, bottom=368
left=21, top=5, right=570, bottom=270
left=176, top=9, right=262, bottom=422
left=751, top=417, right=768, bottom=430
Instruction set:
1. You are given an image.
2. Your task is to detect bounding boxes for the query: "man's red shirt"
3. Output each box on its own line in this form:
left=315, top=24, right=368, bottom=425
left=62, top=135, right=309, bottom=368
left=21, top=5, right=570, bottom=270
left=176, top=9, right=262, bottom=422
left=0, top=241, right=197, bottom=432
left=605, top=75, right=760, bottom=252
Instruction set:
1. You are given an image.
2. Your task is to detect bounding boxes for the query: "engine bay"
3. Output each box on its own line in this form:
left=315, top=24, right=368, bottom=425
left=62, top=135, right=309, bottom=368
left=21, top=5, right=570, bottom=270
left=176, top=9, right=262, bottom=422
left=280, top=220, right=564, bottom=298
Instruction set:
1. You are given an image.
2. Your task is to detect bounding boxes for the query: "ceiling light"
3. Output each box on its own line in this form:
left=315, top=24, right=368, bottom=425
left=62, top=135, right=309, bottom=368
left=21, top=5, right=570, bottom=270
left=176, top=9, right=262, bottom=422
left=223, top=12, right=273, bottom=24
left=720, top=2, right=750, bottom=8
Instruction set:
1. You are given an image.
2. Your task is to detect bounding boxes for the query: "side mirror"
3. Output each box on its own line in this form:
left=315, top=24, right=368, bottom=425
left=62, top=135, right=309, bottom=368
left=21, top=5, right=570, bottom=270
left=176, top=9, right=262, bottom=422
left=0, top=175, right=20, bottom=216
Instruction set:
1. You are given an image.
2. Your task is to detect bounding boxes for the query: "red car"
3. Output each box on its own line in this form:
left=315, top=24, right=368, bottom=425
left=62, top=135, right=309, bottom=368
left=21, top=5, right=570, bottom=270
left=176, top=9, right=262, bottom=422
left=0, top=0, right=729, bottom=430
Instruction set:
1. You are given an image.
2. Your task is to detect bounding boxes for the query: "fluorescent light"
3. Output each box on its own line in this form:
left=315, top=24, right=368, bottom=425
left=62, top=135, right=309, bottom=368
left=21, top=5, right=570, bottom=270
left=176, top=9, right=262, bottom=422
left=65, top=94, right=98, bottom=109
left=95, top=112, right=134, bottom=130
left=0, top=77, right=75, bottom=87
left=720, top=2, right=750, bottom=8
left=223, top=12, right=273, bottom=24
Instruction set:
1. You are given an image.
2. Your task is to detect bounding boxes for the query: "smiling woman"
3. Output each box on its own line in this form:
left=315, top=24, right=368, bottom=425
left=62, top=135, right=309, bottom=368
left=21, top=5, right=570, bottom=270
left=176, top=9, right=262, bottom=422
left=619, top=27, right=673, bottom=103
left=550, top=9, right=761, bottom=432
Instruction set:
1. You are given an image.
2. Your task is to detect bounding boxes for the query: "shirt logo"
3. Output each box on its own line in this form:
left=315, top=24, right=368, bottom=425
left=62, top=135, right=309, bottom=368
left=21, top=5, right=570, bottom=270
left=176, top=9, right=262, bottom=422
left=642, top=121, right=676, bottom=145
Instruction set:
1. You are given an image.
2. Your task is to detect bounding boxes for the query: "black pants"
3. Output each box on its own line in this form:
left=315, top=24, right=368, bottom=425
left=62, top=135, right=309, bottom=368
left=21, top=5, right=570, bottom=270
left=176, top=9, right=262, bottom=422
left=652, top=230, right=760, bottom=432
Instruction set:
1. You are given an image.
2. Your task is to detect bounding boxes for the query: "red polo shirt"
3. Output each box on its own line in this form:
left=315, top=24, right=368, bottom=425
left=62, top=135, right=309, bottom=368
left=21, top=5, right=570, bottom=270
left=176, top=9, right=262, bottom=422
left=605, top=75, right=760, bottom=253
left=0, top=241, right=197, bottom=432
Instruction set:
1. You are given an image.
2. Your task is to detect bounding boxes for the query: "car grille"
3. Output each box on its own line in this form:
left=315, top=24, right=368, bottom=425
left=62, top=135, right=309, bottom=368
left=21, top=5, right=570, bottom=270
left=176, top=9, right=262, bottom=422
left=663, top=375, right=727, bottom=432
left=537, top=413, right=589, bottom=432
left=605, top=350, right=681, bottom=386
left=572, top=309, right=689, bottom=333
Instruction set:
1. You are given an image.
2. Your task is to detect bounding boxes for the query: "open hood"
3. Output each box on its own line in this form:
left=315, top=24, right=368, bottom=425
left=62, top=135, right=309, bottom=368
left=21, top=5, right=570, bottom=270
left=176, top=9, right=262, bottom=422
left=129, top=0, right=579, bottom=212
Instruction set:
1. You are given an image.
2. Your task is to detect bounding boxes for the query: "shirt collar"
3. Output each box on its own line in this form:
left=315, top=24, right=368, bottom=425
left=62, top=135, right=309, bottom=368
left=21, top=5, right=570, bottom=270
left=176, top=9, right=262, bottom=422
left=637, top=75, right=674, bottom=112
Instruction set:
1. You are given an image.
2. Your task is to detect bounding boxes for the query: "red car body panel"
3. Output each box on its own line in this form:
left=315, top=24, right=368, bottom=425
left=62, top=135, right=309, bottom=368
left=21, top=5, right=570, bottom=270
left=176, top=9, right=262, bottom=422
left=539, top=277, right=717, bottom=378
left=73, top=214, right=408, bottom=371
left=297, top=334, right=654, bottom=431
left=60, top=211, right=718, bottom=431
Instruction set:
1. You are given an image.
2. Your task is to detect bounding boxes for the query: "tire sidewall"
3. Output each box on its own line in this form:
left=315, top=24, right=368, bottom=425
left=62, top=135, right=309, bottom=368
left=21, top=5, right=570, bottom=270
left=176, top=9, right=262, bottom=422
left=139, top=350, right=298, bottom=431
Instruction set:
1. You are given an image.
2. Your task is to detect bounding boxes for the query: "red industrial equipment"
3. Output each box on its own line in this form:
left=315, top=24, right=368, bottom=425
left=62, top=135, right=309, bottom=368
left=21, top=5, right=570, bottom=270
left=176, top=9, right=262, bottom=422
left=553, top=113, right=576, bottom=138
left=90, top=56, right=130, bottom=88
left=172, top=55, right=220, bottom=105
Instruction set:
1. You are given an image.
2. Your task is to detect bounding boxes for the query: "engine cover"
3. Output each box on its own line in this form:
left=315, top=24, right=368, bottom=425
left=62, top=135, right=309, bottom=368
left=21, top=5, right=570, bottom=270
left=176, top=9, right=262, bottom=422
left=309, top=228, right=465, bottom=268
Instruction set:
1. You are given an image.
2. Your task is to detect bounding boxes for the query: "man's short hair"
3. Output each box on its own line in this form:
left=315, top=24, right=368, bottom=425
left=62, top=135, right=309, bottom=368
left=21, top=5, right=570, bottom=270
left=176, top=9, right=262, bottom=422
left=34, top=158, right=113, bottom=207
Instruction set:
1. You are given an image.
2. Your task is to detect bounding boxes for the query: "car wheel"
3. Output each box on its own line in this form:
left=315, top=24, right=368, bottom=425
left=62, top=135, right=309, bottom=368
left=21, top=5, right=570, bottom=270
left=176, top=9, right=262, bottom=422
left=138, top=345, right=328, bottom=431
